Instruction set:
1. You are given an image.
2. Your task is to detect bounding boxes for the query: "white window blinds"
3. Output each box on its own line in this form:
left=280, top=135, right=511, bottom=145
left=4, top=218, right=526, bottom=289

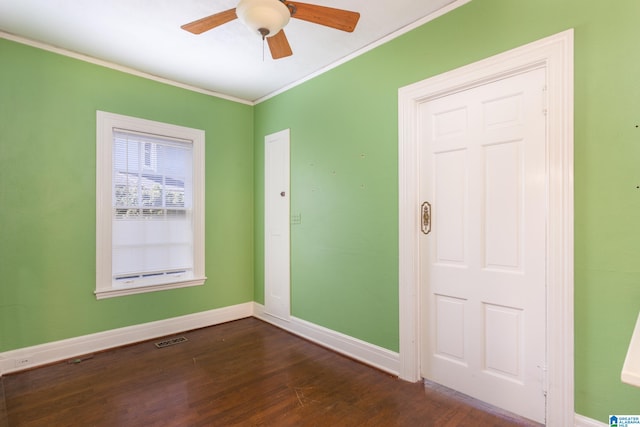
left=111, top=129, right=194, bottom=287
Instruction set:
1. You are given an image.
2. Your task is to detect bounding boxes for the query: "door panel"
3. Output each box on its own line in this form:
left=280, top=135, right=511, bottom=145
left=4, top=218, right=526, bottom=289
left=484, top=141, right=522, bottom=270
left=264, top=129, right=291, bottom=320
left=420, top=68, right=546, bottom=423
left=435, top=295, right=467, bottom=363
left=434, top=150, right=467, bottom=265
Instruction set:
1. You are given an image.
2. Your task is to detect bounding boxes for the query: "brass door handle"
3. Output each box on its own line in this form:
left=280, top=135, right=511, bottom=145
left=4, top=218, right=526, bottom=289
left=421, top=201, right=431, bottom=235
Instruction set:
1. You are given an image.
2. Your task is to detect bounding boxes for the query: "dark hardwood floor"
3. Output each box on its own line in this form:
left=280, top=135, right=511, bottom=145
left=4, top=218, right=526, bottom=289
left=1, top=318, right=542, bottom=426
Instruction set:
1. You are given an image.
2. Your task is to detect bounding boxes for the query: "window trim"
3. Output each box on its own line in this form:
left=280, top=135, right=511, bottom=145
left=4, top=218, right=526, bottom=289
left=96, top=111, right=206, bottom=299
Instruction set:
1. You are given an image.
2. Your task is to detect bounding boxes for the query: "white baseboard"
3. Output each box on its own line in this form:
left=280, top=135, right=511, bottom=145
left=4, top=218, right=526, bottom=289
left=574, top=413, right=607, bottom=427
left=252, top=302, right=400, bottom=376
left=0, top=302, right=398, bottom=377
left=0, top=302, right=253, bottom=375
left=0, top=301, right=598, bottom=427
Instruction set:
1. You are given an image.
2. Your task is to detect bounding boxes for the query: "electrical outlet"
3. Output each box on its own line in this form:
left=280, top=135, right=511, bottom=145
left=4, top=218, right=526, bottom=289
left=14, top=357, right=31, bottom=368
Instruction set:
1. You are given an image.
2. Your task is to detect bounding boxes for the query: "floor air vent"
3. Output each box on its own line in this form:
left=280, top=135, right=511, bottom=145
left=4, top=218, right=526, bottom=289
left=155, top=336, right=188, bottom=348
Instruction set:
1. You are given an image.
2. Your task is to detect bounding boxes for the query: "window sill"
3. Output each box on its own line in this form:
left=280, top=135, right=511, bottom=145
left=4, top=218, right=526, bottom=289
left=95, top=277, right=207, bottom=300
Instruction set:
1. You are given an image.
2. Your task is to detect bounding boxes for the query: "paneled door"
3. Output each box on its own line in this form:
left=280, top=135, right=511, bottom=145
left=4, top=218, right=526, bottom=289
left=419, top=68, right=547, bottom=423
left=264, top=129, right=290, bottom=320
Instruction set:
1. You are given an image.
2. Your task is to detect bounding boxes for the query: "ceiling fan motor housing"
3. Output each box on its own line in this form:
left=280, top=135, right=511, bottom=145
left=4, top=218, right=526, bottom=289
left=236, top=0, right=291, bottom=38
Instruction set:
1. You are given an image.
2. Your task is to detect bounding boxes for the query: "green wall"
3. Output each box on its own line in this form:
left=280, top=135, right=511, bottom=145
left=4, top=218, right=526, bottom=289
left=253, top=0, right=640, bottom=421
left=3, top=0, right=640, bottom=422
left=0, top=38, right=254, bottom=351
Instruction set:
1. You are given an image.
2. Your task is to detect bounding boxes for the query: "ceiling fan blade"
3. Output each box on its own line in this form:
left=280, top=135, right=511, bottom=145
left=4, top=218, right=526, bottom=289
left=284, top=2, right=360, bottom=32
left=267, top=30, right=293, bottom=59
left=181, top=8, right=237, bottom=34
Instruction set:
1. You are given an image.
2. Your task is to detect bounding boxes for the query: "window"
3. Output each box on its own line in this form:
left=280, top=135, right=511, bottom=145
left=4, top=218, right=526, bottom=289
left=96, top=111, right=205, bottom=299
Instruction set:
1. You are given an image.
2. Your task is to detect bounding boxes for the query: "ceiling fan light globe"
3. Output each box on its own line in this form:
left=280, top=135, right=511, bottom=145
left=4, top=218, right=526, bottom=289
left=236, top=0, right=291, bottom=38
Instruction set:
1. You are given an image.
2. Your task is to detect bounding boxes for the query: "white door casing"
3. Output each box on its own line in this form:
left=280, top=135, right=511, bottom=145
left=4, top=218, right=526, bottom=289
left=264, top=129, right=291, bottom=321
left=398, top=30, right=574, bottom=425
left=419, top=67, right=547, bottom=422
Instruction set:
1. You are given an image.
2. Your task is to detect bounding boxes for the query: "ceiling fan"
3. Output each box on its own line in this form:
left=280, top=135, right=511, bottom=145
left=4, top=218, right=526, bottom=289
left=181, top=0, right=360, bottom=59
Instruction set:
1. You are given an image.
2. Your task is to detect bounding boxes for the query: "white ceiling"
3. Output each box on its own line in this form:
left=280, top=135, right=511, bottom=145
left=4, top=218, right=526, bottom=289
left=0, top=0, right=464, bottom=103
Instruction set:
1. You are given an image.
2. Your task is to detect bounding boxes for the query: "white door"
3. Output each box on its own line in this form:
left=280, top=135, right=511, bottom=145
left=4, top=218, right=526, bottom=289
left=419, top=68, right=547, bottom=423
left=264, top=129, right=290, bottom=320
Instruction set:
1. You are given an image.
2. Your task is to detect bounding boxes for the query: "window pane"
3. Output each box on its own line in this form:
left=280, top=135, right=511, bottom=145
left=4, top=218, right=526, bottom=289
left=111, top=130, right=194, bottom=286
left=140, top=173, right=163, bottom=207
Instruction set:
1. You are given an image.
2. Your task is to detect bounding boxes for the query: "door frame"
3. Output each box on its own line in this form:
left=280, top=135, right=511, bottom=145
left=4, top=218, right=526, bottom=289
left=398, top=30, right=574, bottom=425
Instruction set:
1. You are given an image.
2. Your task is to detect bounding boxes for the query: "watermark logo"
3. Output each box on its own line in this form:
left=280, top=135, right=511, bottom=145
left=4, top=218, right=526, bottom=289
left=610, top=415, right=640, bottom=427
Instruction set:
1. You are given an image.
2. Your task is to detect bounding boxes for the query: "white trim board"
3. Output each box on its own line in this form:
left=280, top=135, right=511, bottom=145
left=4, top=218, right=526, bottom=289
left=398, top=29, right=574, bottom=425
left=0, top=1, right=472, bottom=105
left=0, top=300, right=604, bottom=425
left=0, top=31, right=252, bottom=106
left=575, top=414, right=608, bottom=427
left=0, top=302, right=398, bottom=378
left=253, top=0, right=472, bottom=103
left=621, top=310, right=640, bottom=387
left=253, top=303, right=400, bottom=376
left=0, top=302, right=253, bottom=375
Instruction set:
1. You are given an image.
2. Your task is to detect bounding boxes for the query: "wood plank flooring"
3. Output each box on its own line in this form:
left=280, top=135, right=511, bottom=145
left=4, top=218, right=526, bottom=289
left=1, top=318, right=542, bottom=426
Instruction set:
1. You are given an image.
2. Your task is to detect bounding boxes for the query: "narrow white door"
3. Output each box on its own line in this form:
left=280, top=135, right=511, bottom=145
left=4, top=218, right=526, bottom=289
left=264, top=129, right=290, bottom=320
left=419, top=68, right=547, bottom=423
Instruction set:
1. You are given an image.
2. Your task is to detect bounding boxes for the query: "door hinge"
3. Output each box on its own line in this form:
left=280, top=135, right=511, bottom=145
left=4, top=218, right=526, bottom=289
left=542, top=85, right=548, bottom=116
left=539, top=364, right=548, bottom=396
